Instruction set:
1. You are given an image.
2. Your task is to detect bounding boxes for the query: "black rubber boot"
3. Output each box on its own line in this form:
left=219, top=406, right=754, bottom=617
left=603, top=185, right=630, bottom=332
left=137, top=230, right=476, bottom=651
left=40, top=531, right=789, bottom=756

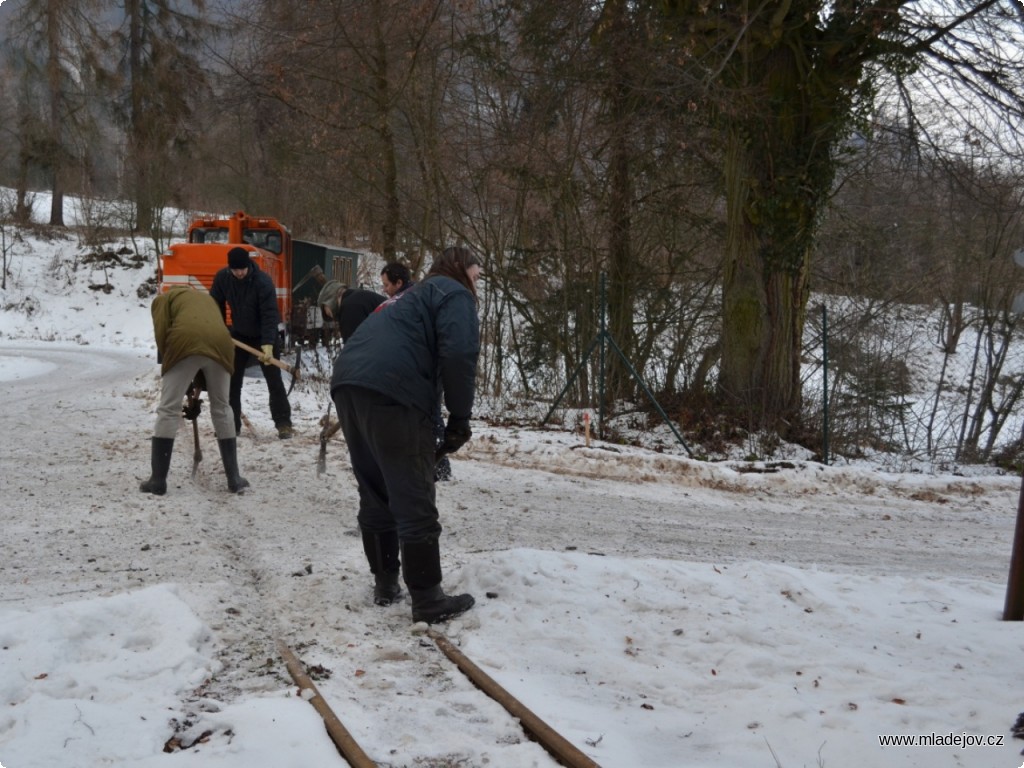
left=361, top=530, right=402, bottom=606
left=217, top=438, right=250, bottom=493
left=402, top=540, right=474, bottom=624
left=140, top=437, right=174, bottom=495
left=408, top=585, right=475, bottom=624
left=375, top=572, right=402, bottom=606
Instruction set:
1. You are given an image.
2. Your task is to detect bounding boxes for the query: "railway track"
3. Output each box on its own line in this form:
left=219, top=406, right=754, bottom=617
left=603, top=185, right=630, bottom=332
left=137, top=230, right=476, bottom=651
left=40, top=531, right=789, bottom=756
left=279, top=633, right=602, bottom=768
left=169, top=432, right=603, bottom=767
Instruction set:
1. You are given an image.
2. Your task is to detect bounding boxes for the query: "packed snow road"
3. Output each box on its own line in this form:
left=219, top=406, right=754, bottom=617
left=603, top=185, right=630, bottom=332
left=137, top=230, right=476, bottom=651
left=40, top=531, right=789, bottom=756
left=2, top=341, right=1017, bottom=614
left=2, top=343, right=1021, bottom=767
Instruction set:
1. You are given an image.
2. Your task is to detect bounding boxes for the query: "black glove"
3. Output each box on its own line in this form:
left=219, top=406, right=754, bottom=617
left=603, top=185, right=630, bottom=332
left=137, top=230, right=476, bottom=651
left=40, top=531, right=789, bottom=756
left=436, top=418, right=471, bottom=462
left=182, top=376, right=204, bottom=421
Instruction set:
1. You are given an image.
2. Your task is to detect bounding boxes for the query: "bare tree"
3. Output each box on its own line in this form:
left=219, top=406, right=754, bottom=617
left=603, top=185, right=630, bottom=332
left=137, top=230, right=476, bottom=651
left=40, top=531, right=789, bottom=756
left=106, top=0, right=211, bottom=237
left=229, top=0, right=451, bottom=258
left=5, top=0, right=107, bottom=227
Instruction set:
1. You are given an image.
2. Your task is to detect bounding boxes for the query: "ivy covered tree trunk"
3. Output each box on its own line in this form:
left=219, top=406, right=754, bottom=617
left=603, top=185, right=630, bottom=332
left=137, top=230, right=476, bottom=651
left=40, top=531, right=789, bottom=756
left=720, top=126, right=814, bottom=432
left=655, top=1, right=903, bottom=435
left=718, top=42, right=828, bottom=432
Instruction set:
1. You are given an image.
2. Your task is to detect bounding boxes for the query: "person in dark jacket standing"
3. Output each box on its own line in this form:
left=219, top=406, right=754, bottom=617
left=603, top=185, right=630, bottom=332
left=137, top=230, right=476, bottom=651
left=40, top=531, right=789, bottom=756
left=331, top=246, right=481, bottom=624
left=317, top=280, right=386, bottom=343
left=141, top=286, right=249, bottom=495
left=374, top=262, right=454, bottom=483
left=210, top=247, right=294, bottom=439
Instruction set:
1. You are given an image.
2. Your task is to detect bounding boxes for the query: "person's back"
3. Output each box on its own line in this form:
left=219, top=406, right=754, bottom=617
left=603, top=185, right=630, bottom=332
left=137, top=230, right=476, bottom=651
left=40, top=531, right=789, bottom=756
left=153, top=288, right=234, bottom=373
left=316, top=281, right=385, bottom=343
left=142, top=286, right=249, bottom=495
left=331, top=275, right=479, bottom=421
left=338, top=288, right=386, bottom=342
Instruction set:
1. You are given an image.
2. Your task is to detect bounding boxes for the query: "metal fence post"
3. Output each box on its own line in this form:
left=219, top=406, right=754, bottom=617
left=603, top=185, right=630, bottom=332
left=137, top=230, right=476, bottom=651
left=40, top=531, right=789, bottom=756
left=822, top=304, right=829, bottom=466
left=1005, top=471, right=1024, bottom=620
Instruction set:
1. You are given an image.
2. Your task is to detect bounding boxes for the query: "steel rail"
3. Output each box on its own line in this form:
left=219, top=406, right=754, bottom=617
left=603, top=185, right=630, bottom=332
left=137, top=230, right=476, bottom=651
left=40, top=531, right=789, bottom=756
left=279, top=632, right=603, bottom=768
left=278, top=640, right=378, bottom=768
left=427, top=629, right=602, bottom=768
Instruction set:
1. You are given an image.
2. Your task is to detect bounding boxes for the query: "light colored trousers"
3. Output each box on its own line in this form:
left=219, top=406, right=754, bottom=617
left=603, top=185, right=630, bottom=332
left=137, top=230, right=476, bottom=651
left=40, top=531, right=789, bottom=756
left=153, top=355, right=235, bottom=440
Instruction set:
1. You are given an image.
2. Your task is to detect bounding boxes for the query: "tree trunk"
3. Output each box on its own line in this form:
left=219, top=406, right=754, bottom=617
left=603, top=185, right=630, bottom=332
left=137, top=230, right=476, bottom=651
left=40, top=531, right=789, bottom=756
left=602, top=0, right=637, bottom=402
left=657, top=2, right=902, bottom=437
left=126, top=0, right=153, bottom=236
left=15, top=127, right=31, bottom=226
left=719, top=128, right=811, bottom=433
left=46, top=0, right=64, bottom=227
left=605, top=90, right=635, bottom=401
left=373, top=4, right=399, bottom=262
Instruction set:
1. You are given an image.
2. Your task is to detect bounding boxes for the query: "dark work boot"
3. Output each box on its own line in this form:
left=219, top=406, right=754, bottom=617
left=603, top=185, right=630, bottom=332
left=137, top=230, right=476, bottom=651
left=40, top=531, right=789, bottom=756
left=408, top=585, right=475, bottom=624
left=361, top=529, right=402, bottom=606
left=401, top=539, right=474, bottom=624
left=140, top=437, right=174, bottom=495
left=217, top=438, right=250, bottom=493
left=375, top=572, right=402, bottom=606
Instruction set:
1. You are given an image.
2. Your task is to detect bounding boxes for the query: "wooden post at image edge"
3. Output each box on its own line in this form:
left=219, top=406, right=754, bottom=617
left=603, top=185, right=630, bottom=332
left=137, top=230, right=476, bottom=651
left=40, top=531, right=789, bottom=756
left=1003, top=471, right=1024, bottom=620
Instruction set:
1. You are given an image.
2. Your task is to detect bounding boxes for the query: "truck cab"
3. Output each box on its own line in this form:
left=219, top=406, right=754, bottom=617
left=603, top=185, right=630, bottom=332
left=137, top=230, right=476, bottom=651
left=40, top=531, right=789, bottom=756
left=159, top=212, right=292, bottom=331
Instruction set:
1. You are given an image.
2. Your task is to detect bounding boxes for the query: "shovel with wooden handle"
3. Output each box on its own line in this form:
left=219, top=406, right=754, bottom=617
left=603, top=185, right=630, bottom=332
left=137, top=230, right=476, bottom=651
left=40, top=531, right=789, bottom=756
left=231, top=339, right=300, bottom=379
left=317, top=419, right=343, bottom=477
left=190, top=418, right=201, bottom=478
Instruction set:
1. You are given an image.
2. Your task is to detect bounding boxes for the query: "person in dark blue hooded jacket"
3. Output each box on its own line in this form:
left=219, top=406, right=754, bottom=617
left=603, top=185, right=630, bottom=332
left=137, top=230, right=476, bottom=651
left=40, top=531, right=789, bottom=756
left=330, top=246, right=481, bottom=624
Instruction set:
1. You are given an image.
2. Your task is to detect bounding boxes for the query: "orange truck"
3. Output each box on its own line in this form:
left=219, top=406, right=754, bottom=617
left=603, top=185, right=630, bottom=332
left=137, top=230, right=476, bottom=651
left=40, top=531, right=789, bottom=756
left=158, top=211, right=360, bottom=345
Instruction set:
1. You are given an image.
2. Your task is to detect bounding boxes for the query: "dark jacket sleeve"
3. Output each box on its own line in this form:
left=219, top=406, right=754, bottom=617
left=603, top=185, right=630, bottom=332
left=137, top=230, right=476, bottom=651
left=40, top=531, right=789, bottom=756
left=434, top=287, right=479, bottom=422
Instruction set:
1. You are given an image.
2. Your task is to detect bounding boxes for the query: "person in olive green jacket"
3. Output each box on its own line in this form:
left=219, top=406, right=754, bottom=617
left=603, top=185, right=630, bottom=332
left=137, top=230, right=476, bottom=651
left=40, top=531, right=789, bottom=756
left=141, top=286, right=249, bottom=495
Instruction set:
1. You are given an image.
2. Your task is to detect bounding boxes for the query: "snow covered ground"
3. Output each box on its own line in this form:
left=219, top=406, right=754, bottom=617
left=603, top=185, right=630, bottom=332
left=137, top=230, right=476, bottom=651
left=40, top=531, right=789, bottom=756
left=1, top=213, right=1023, bottom=767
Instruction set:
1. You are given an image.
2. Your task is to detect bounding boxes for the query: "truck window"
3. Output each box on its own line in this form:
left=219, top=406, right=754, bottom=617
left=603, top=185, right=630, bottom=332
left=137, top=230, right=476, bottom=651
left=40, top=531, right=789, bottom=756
left=243, top=229, right=283, bottom=254
left=191, top=227, right=229, bottom=244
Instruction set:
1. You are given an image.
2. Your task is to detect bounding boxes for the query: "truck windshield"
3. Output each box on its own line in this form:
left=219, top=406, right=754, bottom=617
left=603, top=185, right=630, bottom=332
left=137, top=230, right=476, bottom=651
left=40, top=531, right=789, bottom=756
left=190, top=228, right=229, bottom=244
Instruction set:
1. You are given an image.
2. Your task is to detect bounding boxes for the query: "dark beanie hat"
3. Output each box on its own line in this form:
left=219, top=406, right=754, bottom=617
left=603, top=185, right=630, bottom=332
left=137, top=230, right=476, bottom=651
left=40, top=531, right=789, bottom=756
left=227, top=247, right=251, bottom=270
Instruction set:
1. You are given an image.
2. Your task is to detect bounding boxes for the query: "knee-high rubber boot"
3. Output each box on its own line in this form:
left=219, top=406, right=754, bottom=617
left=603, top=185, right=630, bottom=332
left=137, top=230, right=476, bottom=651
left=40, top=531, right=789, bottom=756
left=361, top=529, right=402, bottom=606
left=217, top=438, right=250, bottom=493
left=140, top=437, right=174, bottom=495
left=401, top=539, right=474, bottom=624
